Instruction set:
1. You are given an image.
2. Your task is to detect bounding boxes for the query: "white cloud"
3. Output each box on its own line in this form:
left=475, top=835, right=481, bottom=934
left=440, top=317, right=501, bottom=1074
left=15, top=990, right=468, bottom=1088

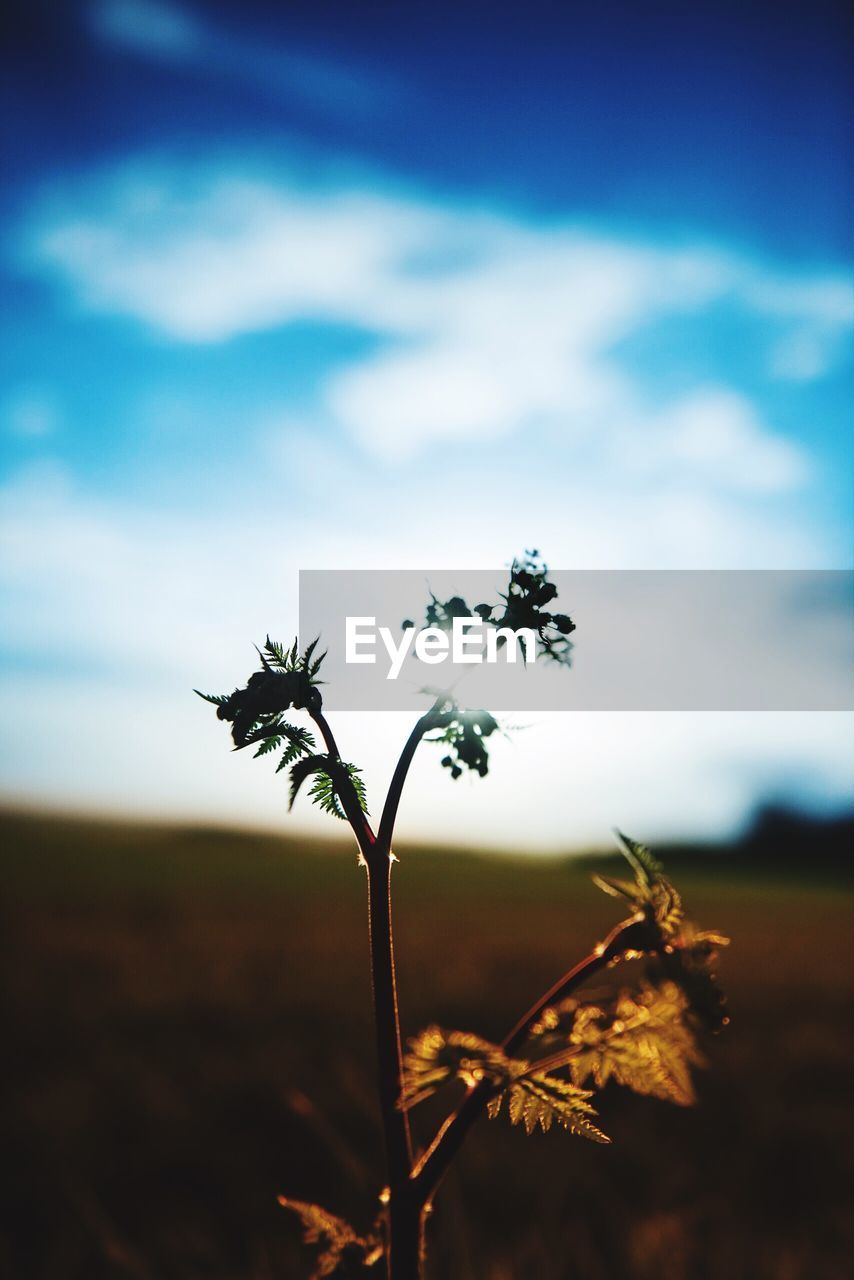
left=616, top=387, right=808, bottom=493
left=1, top=428, right=848, bottom=845
left=744, top=274, right=854, bottom=382
left=664, top=389, right=807, bottom=491
left=27, top=161, right=852, bottom=493
left=745, top=274, right=854, bottom=327
left=1, top=465, right=850, bottom=846
left=35, top=183, right=439, bottom=342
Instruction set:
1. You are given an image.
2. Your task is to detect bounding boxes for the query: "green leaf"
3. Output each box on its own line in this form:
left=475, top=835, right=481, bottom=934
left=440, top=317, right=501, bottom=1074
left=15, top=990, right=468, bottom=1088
left=288, top=755, right=368, bottom=820
left=344, top=763, right=369, bottom=815
left=194, top=689, right=229, bottom=706
left=308, top=769, right=347, bottom=819
left=263, top=636, right=290, bottom=667
left=400, top=1026, right=508, bottom=1108
left=288, top=755, right=328, bottom=811
left=241, top=719, right=299, bottom=753
left=261, top=635, right=327, bottom=684
left=276, top=725, right=317, bottom=772
left=401, top=1023, right=609, bottom=1143
left=303, top=636, right=319, bottom=671
left=306, top=762, right=369, bottom=821
left=309, top=648, right=328, bottom=679
left=592, top=832, right=683, bottom=942
left=615, top=830, right=663, bottom=887
left=566, top=982, right=704, bottom=1106
left=490, top=1072, right=610, bottom=1143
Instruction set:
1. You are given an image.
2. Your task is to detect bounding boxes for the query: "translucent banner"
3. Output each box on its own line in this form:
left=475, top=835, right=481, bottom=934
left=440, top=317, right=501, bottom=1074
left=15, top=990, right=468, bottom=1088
left=299, top=570, right=854, bottom=712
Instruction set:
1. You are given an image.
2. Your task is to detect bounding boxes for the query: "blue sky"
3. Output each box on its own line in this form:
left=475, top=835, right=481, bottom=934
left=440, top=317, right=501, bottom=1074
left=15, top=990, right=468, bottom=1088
left=1, top=0, right=852, bottom=848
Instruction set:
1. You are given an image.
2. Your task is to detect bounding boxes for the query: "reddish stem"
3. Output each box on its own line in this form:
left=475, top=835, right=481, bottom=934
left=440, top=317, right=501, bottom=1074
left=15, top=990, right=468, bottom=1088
left=410, top=916, right=641, bottom=1202
left=311, top=706, right=421, bottom=1276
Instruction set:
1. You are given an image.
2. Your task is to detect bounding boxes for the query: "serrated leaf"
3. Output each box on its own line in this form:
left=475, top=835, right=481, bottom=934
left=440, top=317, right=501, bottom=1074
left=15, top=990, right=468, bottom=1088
left=308, top=769, right=347, bottom=819
left=615, top=830, right=662, bottom=887
left=491, top=1073, right=610, bottom=1143
left=264, top=636, right=289, bottom=667
left=652, top=878, right=683, bottom=939
left=261, top=634, right=326, bottom=684
left=309, top=649, right=328, bottom=678
left=276, top=725, right=317, bottom=772
left=278, top=1197, right=383, bottom=1278
left=400, top=1026, right=507, bottom=1108
left=592, top=834, right=683, bottom=943
left=288, top=756, right=368, bottom=821
left=401, top=1024, right=609, bottom=1143
left=567, top=981, right=703, bottom=1106
left=194, top=689, right=229, bottom=706
left=345, top=763, right=369, bottom=815
left=289, top=755, right=328, bottom=811
left=303, top=637, right=319, bottom=670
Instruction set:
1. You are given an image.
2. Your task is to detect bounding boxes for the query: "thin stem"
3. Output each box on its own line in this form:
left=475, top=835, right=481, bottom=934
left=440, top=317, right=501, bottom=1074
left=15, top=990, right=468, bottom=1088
left=366, top=851, right=413, bottom=1178
left=311, top=704, right=418, bottom=1275
left=309, top=706, right=342, bottom=759
left=310, top=707, right=375, bottom=850
left=378, top=698, right=444, bottom=852
left=500, top=916, right=631, bottom=1056
left=313, top=700, right=646, bottom=1272
left=411, top=916, right=640, bottom=1202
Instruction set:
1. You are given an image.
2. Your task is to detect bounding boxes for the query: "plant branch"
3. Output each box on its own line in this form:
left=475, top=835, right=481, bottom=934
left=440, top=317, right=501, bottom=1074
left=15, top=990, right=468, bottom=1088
left=499, top=915, right=643, bottom=1055
left=309, top=707, right=342, bottom=759
left=311, top=704, right=417, bottom=1272
left=309, top=708, right=375, bottom=851
left=367, top=851, right=420, bottom=1272
left=377, top=698, right=444, bottom=852
left=411, top=915, right=645, bottom=1202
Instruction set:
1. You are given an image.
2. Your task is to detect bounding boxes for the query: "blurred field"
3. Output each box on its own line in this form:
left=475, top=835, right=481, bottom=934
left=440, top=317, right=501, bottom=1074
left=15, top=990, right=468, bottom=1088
left=2, top=808, right=853, bottom=1280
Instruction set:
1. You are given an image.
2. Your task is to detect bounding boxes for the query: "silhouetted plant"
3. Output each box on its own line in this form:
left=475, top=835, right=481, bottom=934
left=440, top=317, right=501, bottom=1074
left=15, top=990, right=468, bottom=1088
left=197, top=554, right=728, bottom=1279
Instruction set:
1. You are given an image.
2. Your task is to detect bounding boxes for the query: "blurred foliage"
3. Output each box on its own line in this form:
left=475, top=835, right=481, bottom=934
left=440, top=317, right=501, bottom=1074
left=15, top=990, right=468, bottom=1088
left=2, top=809, right=853, bottom=1280
left=402, top=837, right=727, bottom=1165
left=531, top=982, right=704, bottom=1106
left=277, top=1199, right=383, bottom=1279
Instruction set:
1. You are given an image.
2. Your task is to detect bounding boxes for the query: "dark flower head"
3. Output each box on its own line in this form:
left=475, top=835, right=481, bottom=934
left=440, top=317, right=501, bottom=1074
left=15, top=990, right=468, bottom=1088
left=217, top=668, right=320, bottom=748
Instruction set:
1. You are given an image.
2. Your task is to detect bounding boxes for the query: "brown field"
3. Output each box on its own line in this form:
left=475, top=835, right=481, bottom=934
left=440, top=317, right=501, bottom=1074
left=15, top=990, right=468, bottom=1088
left=2, top=809, right=852, bottom=1279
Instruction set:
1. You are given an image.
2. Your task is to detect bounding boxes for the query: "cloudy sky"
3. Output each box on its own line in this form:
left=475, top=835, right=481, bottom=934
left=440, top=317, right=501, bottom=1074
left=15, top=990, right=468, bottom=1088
left=1, top=0, right=852, bottom=849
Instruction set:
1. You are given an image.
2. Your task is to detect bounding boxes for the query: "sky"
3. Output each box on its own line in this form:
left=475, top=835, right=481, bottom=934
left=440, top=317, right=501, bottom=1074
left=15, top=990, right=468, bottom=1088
left=1, top=0, right=852, bottom=850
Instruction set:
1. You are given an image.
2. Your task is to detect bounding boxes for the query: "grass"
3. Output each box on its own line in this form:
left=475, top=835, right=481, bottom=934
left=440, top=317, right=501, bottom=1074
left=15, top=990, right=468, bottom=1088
left=2, top=808, right=853, bottom=1279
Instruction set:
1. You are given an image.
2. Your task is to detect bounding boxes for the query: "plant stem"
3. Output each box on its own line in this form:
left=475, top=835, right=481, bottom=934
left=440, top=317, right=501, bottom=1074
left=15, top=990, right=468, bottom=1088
left=311, top=701, right=652, bottom=1274
left=387, top=1188, right=425, bottom=1278
left=372, top=701, right=451, bottom=1276
left=500, top=916, right=632, bottom=1056
left=310, top=708, right=375, bottom=849
left=410, top=916, right=640, bottom=1203
left=366, top=848, right=413, bottom=1184
left=378, top=699, right=443, bottom=852
left=311, top=706, right=418, bottom=1276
